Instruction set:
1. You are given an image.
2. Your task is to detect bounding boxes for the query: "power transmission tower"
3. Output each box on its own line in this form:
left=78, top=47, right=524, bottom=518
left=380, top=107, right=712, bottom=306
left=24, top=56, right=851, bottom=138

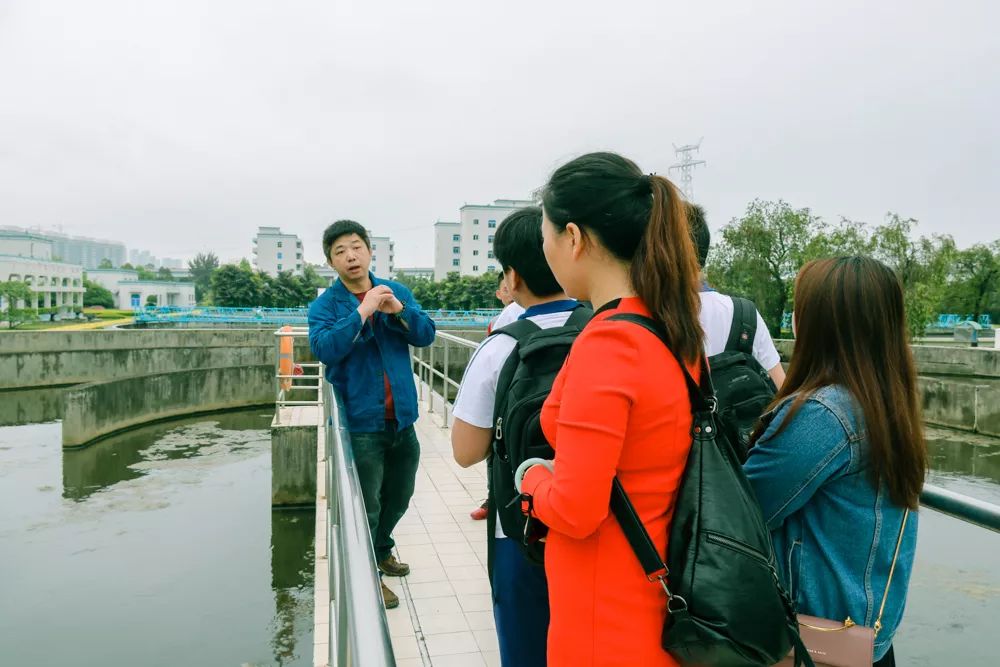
left=668, top=139, right=706, bottom=201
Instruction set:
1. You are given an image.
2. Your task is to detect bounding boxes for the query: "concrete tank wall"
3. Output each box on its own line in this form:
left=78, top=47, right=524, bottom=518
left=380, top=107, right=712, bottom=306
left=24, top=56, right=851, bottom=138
left=0, top=329, right=312, bottom=390
left=62, top=365, right=274, bottom=447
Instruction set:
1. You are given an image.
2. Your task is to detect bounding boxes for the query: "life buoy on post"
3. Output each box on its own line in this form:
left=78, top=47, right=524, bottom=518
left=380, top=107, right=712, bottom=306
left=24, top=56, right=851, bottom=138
left=279, top=325, right=294, bottom=392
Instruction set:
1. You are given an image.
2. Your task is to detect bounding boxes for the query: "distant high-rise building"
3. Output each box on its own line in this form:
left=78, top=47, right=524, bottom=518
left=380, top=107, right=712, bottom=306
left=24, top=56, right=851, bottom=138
left=129, top=249, right=157, bottom=268
left=368, top=232, right=394, bottom=279
left=433, top=199, right=534, bottom=279
left=40, top=231, right=126, bottom=269
left=160, top=257, right=184, bottom=270
left=253, top=226, right=303, bottom=277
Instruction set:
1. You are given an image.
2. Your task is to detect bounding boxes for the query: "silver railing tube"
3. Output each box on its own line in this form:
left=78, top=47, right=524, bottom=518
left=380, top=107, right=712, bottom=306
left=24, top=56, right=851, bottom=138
left=409, top=331, right=479, bottom=427
left=921, top=483, right=1000, bottom=533
left=323, top=381, right=395, bottom=667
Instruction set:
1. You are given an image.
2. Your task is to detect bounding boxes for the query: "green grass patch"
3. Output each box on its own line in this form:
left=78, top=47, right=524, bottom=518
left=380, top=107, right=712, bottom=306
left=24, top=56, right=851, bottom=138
left=84, top=308, right=134, bottom=320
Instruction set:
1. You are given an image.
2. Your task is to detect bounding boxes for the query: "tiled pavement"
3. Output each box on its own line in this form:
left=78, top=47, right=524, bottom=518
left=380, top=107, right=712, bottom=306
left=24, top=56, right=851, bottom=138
left=384, top=399, right=500, bottom=667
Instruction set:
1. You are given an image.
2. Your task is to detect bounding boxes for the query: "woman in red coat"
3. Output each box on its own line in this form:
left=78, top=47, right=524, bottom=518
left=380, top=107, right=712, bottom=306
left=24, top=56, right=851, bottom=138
left=516, top=152, right=705, bottom=667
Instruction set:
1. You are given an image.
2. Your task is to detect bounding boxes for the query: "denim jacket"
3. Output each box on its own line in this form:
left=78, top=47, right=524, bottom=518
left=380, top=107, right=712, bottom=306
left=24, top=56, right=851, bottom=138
left=743, top=385, right=918, bottom=661
left=308, top=273, right=436, bottom=433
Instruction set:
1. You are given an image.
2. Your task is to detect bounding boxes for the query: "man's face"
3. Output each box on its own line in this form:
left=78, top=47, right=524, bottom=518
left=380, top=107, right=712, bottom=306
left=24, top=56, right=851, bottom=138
left=328, top=233, right=372, bottom=282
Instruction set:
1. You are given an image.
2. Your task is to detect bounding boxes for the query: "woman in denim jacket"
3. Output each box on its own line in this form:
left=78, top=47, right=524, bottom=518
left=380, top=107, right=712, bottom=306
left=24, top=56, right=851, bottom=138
left=744, top=256, right=927, bottom=667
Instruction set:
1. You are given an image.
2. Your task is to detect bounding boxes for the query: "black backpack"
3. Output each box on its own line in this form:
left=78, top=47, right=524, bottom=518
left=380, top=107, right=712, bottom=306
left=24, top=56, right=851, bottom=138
left=487, top=305, right=593, bottom=565
left=608, top=313, right=811, bottom=667
left=708, top=296, right=777, bottom=462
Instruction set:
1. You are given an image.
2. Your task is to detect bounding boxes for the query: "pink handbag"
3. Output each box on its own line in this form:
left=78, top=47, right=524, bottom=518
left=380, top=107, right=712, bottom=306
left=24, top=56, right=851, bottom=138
left=776, top=510, right=909, bottom=667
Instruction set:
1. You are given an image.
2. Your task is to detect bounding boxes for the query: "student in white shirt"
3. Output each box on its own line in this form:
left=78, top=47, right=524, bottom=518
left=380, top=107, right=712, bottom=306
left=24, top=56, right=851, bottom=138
left=688, top=204, right=786, bottom=387
left=451, top=206, right=573, bottom=667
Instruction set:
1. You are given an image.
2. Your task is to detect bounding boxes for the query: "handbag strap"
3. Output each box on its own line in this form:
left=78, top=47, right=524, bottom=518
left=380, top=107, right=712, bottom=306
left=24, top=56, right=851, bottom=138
left=873, top=508, right=910, bottom=636
left=605, top=313, right=711, bottom=604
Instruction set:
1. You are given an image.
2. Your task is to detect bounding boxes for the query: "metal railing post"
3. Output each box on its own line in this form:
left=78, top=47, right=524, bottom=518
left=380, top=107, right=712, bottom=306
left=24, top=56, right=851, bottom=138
left=443, top=339, right=451, bottom=426
left=428, top=344, right=435, bottom=415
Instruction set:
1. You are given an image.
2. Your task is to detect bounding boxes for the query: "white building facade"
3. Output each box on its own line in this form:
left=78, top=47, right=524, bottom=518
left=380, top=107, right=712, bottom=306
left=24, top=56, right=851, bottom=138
left=433, top=199, right=534, bottom=279
left=369, top=233, right=394, bottom=278
left=115, top=281, right=196, bottom=309
left=0, top=231, right=85, bottom=315
left=253, top=226, right=303, bottom=276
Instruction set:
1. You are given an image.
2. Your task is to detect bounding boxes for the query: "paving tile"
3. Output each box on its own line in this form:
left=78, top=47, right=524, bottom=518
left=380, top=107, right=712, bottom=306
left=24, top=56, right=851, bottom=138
left=450, top=578, right=492, bottom=596
left=445, top=565, right=488, bottom=581
left=413, top=594, right=463, bottom=617
left=419, top=611, right=470, bottom=635
left=482, top=649, right=502, bottom=667
left=438, top=551, right=481, bottom=567
left=434, top=540, right=476, bottom=555
left=385, top=607, right=415, bottom=638
left=473, top=628, right=500, bottom=653
left=424, top=631, right=480, bottom=657
left=464, top=610, right=496, bottom=631
left=432, top=653, right=487, bottom=667
left=406, top=580, right=456, bottom=599
left=390, top=634, right=422, bottom=660
left=395, top=659, right=423, bottom=667
left=458, top=593, right=493, bottom=613
left=405, top=565, right=449, bottom=584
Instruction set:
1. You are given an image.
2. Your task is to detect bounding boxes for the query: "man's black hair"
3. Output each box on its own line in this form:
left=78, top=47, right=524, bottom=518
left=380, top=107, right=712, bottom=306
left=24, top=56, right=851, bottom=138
left=322, top=220, right=370, bottom=260
left=687, top=203, right=710, bottom=268
left=493, top=207, right=563, bottom=297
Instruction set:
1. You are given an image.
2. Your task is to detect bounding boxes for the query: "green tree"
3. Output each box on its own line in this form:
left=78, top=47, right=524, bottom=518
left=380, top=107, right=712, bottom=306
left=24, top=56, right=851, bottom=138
left=303, top=264, right=331, bottom=292
left=941, top=241, right=1000, bottom=320
left=146, top=294, right=158, bottom=307
left=211, top=263, right=266, bottom=307
left=707, top=200, right=823, bottom=334
left=83, top=279, right=115, bottom=308
left=136, top=264, right=158, bottom=281
left=0, top=281, right=38, bottom=328
left=98, top=258, right=113, bottom=269
left=869, top=213, right=956, bottom=339
left=188, top=252, right=220, bottom=303
left=156, top=266, right=174, bottom=281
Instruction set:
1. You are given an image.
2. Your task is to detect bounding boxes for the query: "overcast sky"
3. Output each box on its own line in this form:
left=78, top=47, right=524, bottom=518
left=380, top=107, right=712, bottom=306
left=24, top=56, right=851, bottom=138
left=1, top=0, right=997, bottom=268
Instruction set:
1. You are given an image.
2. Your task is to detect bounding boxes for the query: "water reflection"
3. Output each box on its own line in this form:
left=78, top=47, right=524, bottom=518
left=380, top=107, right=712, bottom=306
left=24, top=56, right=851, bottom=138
left=1, top=410, right=316, bottom=667
left=925, top=427, right=1000, bottom=505
left=62, top=409, right=270, bottom=501
left=271, top=510, right=316, bottom=666
left=0, top=386, right=66, bottom=426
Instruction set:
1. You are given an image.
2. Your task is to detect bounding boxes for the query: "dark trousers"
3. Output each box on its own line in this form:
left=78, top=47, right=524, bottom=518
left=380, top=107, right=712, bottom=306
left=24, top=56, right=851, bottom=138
left=874, top=646, right=895, bottom=667
left=492, top=537, right=549, bottom=667
left=348, top=422, right=420, bottom=562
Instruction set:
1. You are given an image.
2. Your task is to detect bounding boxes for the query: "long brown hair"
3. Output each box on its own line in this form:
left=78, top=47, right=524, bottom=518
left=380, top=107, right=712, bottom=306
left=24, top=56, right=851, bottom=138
left=759, top=256, right=927, bottom=508
left=542, top=152, right=704, bottom=362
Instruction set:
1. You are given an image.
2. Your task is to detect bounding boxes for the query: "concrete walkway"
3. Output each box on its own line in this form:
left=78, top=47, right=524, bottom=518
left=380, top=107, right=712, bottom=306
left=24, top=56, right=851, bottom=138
left=385, top=398, right=500, bottom=667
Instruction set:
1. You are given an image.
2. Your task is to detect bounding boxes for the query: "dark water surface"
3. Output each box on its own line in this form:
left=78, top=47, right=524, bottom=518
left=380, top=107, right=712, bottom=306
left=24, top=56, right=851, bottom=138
left=0, top=410, right=314, bottom=667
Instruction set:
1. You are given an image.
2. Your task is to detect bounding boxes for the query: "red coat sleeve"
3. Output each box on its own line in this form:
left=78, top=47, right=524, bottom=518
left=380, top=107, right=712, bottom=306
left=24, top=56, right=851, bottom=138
left=522, top=323, right=641, bottom=539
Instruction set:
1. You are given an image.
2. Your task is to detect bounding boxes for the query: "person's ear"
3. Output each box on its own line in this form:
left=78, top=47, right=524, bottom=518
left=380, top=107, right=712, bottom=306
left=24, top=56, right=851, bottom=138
left=507, top=268, right=523, bottom=293
left=565, top=222, right=586, bottom=261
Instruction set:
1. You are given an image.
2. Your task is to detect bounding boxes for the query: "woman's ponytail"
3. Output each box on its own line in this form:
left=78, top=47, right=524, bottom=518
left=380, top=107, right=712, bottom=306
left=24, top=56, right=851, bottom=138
left=629, top=176, right=704, bottom=363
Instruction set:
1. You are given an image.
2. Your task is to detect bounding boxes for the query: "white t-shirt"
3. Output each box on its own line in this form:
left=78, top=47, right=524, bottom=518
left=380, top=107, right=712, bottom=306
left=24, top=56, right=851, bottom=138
left=489, top=302, right=525, bottom=332
left=453, top=307, right=574, bottom=539
left=699, top=291, right=781, bottom=371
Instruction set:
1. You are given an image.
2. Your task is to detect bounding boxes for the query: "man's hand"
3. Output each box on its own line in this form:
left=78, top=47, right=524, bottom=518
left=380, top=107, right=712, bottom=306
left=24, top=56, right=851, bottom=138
left=378, top=294, right=404, bottom=315
left=357, top=286, right=395, bottom=321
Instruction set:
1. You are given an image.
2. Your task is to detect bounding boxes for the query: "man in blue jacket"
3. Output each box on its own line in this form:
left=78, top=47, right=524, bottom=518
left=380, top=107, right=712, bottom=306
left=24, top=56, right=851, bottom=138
left=308, top=219, right=436, bottom=609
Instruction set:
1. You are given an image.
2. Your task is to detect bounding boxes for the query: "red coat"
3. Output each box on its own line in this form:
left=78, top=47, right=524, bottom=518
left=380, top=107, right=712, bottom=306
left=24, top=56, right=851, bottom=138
left=522, top=297, right=696, bottom=667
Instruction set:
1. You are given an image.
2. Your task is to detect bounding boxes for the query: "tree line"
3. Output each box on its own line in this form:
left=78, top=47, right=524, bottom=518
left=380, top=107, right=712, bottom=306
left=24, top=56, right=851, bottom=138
left=706, top=200, right=999, bottom=338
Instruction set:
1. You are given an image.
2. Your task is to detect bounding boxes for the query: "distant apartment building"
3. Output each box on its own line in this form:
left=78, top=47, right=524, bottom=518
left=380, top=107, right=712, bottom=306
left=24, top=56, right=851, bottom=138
left=253, top=226, right=303, bottom=276
left=0, top=229, right=85, bottom=315
left=129, top=249, right=157, bottom=268
left=433, top=199, right=534, bottom=279
left=369, top=233, right=395, bottom=279
left=160, top=257, right=184, bottom=270
left=43, top=231, right=127, bottom=269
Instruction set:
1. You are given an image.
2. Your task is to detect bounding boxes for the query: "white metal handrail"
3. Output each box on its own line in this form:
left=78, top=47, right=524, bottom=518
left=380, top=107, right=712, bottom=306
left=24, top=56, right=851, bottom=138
left=274, top=326, right=324, bottom=424
left=323, top=380, right=395, bottom=667
left=411, top=331, right=479, bottom=427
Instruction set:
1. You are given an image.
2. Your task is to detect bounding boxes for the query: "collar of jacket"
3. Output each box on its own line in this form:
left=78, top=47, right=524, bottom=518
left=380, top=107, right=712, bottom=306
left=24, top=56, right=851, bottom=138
left=329, top=272, right=385, bottom=303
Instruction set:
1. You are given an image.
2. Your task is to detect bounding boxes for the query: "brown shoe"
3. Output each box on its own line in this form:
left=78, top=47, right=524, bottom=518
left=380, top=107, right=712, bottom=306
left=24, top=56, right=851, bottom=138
left=378, top=554, right=411, bottom=577
left=381, top=581, right=399, bottom=609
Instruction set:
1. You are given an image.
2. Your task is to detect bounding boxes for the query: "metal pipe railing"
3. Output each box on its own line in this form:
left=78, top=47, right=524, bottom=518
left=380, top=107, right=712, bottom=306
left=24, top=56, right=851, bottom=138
left=323, top=380, right=395, bottom=667
left=274, top=327, right=324, bottom=424
left=920, top=483, right=1000, bottom=533
left=411, top=331, right=479, bottom=427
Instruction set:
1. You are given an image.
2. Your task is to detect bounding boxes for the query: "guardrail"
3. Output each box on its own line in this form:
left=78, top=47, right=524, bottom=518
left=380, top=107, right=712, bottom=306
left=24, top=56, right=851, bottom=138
left=323, top=380, right=396, bottom=667
left=411, top=331, right=479, bottom=427
left=273, top=326, right=323, bottom=424
left=920, top=483, right=1000, bottom=533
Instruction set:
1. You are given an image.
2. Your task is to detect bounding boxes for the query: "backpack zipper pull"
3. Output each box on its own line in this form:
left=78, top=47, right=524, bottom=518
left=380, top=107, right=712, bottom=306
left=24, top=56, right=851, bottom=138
left=495, top=417, right=503, bottom=440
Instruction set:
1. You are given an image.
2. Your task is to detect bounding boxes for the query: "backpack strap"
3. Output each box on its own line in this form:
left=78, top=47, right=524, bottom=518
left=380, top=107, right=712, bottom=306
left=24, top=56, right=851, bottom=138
left=724, top=296, right=757, bottom=355
left=490, top=318, right=542, bottom=341
left=564, top=304, right=594, bottom=329
left=604, top=314, right=712, bottom=587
